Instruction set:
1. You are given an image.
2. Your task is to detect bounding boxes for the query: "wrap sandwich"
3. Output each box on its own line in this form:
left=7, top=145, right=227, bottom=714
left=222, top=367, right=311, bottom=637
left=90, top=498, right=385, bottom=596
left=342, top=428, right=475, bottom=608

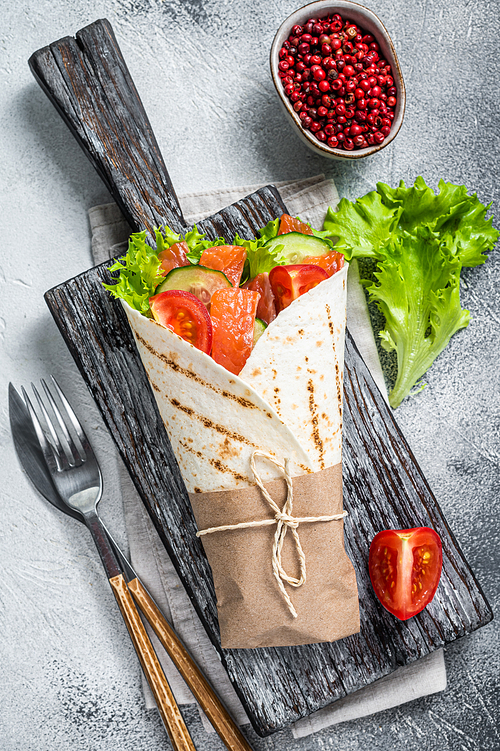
left=106, top=216, right=360, bottom=648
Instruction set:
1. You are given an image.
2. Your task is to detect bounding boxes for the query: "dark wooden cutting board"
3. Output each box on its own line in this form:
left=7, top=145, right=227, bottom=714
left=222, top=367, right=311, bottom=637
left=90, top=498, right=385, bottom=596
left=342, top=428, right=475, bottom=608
left=32, top=19, right=492, bottom=737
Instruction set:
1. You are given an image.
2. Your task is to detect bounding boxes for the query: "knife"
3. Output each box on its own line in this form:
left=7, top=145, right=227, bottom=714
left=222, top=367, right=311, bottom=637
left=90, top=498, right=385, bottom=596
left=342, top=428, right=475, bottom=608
left=9, top=383, right=253, bottom=751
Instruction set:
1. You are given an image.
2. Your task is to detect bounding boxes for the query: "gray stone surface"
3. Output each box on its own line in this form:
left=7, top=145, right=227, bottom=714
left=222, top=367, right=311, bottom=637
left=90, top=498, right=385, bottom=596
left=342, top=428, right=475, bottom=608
left=0, top=0, right=498, bottom=749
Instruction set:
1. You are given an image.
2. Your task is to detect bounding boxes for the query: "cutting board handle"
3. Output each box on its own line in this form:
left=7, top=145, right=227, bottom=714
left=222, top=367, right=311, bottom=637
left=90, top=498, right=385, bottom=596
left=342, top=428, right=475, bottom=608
left=29, top=18, right=187, bottom=237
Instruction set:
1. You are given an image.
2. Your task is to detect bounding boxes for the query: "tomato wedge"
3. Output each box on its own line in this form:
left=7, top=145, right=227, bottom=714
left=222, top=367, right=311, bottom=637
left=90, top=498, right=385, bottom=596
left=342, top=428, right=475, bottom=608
left=158, top=241, right=190, bottom=276
left=278, top=214, right=313, bottom=235
left=303, top=250, right=345, bottom=277
left=369, top=527, right=443, bottom=620
left=210, top=288, right=260, bottom=374
left=242, top=272, right=277, bottom=325
left=149, top=290, right=212, bottom=354
left=269, top=264, right=329, bottom=312
left=199, top=245, right=246, bottom=287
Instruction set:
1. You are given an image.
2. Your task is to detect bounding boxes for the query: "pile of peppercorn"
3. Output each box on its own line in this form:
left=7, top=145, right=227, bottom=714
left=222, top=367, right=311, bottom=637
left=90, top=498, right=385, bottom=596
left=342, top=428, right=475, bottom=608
left=277, top=14, right=397, bottom=151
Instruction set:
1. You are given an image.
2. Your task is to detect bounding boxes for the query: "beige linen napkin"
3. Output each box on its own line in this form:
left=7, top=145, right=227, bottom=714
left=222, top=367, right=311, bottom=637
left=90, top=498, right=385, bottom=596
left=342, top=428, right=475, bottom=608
left=89, top=175, right=446, bottom=738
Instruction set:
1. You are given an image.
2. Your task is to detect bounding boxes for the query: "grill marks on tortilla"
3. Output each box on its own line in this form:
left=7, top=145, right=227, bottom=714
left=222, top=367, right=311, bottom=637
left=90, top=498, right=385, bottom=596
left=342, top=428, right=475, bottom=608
left=150, top=377, right=269, bottom=440
left=135, top=331, right=258, bottom=409
left=307, top=378, right=325, bottom=469
left=325, top=304, right=335, bottom=339
left=326, top=303, right=343, bottom=419
left=151, top=382, right=281, bottom=480
left=335, top=361, right=343, bottom=419
left=137, top=332, right=312, bottom=475
left=270, top=368, right=282, bottom=417
left=273, top=388, right=281, bottom=416
left=179, top=440, right=250, bottom=484
left=168, top=397, right=259, bottom=448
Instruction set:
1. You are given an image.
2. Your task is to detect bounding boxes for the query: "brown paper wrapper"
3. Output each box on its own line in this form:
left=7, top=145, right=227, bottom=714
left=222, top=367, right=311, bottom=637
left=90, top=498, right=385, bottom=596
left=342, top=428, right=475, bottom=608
left=189, top=463, right=360, bottom=649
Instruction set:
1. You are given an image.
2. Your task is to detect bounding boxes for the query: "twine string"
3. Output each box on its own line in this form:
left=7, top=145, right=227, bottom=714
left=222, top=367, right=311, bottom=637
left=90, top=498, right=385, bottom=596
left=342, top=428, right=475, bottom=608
left=196, top=450, right=347, bottom=618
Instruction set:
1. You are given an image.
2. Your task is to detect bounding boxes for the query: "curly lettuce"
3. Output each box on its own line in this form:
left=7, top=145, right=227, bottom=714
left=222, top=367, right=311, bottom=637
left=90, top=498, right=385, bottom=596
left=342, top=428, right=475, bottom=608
left=323, top=176, right=498, bottom=407
left=181, top=226, right=226, bottom=264
left=103, top=224, right=226, bottom=313
left=103, top=231, right=164, bottom=316
left=235, top=219, right=286, bottom=280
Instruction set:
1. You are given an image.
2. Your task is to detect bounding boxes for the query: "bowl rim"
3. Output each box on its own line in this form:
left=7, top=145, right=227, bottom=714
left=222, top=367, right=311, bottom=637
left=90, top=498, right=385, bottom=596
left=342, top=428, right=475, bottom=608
left=270, top=0, right=406, bottom=159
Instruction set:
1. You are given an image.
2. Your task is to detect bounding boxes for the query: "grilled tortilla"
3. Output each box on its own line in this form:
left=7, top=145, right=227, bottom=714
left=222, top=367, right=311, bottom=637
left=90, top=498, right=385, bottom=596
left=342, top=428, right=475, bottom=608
left=122, top=263, right=347, bottom=489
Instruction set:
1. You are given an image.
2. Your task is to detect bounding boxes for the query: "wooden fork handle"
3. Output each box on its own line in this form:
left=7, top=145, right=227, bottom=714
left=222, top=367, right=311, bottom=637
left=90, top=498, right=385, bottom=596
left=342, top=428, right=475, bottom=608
left=109, top=574, right=196, bottom=751
left=127, top=577, right=253, bottom=751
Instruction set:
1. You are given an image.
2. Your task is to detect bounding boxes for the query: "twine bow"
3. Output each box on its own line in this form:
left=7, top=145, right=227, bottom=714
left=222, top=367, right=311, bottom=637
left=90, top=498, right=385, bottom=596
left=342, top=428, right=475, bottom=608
left=196, top=450, right=347, bottom=618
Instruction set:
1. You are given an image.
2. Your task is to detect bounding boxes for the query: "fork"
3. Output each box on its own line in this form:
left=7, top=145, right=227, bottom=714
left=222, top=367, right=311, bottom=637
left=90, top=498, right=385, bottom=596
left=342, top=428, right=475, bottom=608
left=16, top=377, right=253, bottom=751
left=25, top=376, right=196, bottom=751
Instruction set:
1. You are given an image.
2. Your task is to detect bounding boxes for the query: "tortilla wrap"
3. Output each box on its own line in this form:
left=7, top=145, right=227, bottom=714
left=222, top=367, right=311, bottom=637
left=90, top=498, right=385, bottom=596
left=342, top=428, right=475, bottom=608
left=122, top=263, right=360, bottom=647
left=121, top=307, right=314, bottom=493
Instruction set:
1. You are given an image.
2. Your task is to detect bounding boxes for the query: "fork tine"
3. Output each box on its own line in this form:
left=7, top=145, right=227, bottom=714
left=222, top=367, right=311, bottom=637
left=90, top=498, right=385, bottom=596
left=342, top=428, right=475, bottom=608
left=31, top=383, right=62, bottom=454
left=39, top=379, right=81, bottom=467
left=50, top=376, right=88, bottom=454
left=33, top=382, right=73, bottom=469
left=22, top=385, right=62, bottom=472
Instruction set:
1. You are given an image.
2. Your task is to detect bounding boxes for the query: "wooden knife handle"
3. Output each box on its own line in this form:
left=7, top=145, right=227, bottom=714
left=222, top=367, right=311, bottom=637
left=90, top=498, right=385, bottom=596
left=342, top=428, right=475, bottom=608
left=28, top=18, right=187, bottom=238
left=109, top=574, right=196, bottom=751
left=127, top=577, right=253, bottom=751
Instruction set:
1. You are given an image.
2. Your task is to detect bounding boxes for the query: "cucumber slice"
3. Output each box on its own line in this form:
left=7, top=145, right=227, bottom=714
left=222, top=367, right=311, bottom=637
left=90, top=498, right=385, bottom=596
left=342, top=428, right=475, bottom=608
left=253, top=318, right=267, bottom=346
left=263, top=232, right=331, bottom=264
left=155, top=265, right=232, bottom=307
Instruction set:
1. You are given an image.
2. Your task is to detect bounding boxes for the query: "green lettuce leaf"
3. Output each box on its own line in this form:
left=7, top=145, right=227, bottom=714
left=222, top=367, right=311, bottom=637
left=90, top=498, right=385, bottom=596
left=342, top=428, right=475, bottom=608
left=183, top=225, right=226, bottom=264
left=235, top=219, right=287, bottom=278
left=153, top=225, right=180, bottom=253
left=310, top=226, right=336, bottom=247
left=153, top=224, right=226, bottom=265
left=323, top=177, right=498, bottom=407
left=324, top=191, right=400, bottom=260
left=103, top=231, right=164, bottom=315
left=368, top=229, right=470, bottom=407
left=377, top=177, right=497, bottom=266
left=376, top=176, right=471, bottom=232
left=258, top=217, right=281, bottom=245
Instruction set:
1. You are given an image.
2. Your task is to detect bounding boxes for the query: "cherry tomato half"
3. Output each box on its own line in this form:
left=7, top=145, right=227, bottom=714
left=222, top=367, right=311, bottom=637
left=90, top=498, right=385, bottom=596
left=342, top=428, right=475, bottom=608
left=199, top=245, right=246, bottom=287
left=158, top=241, right=190, bottom=276
left=369, top=527, right=443, bottom=620
left=149, top=289, right=213, bottom=354
left=278, top=214, right=314, bottom=235
left=269, top=264, right=329, bottom=312
left=210, top=288, right=260, bottom=375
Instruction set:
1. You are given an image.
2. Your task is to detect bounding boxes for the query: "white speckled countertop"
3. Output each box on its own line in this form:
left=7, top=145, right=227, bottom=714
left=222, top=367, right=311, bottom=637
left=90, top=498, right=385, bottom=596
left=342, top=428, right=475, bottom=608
left=1, top=1, right=498, bottom=749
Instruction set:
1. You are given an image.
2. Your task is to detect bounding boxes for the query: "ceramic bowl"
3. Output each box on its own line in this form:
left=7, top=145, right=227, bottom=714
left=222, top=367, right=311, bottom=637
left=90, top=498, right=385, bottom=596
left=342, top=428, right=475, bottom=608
left=270, top=0, right=405, bottom=160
